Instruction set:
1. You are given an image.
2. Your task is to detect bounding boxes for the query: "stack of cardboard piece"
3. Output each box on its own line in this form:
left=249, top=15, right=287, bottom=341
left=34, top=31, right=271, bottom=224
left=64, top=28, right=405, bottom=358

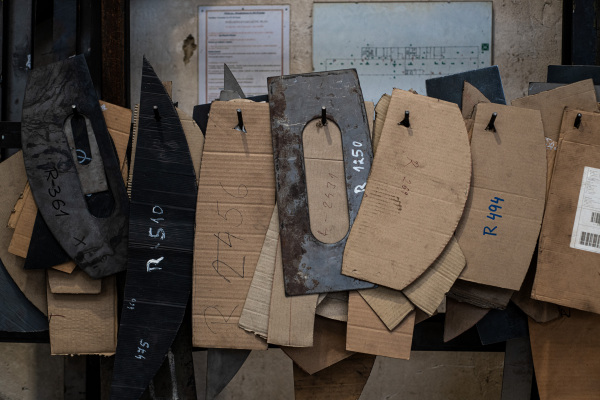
left=188, top=67, right=600, bottom=398
left=3, top=61, right=600, bottom=399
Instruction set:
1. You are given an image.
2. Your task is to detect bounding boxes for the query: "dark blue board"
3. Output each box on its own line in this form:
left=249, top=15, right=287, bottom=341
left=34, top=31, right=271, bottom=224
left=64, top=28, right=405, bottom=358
left=425, top=66, right=506, bottom=108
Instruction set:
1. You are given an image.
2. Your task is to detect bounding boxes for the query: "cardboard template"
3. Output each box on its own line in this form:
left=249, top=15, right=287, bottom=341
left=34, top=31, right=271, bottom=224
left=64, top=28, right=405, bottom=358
left=443, top=297, right=490, bottom=343
left=529, top=310, right=600, bottom=399
left=282, top=316, right=354, bottom=375
left=47, top=276, right=118, bottom=355
left=346, top=291, right=415, bottom=359
left=358, top=287, right=414, bottom=331
left=7, top=182, right=29, bottom=229
left=267, top=238, right=318, bottom=347
left=315, top=291, right=348, bottom=322
left=403, top=237, right=467, bottom=316
left=511, top=261, right=561, bottom=323
left=512, top=79, right=598, bottom=194
left=0, top=152, right=47, bottom=315
left=47, top=267, right=101, bottom=295
left=456, top=103, right=546, bottom=290
left=449, top=280, right=513, bottom=309
left=461, top=82, right=491, bottom=141
left=532, top=109, right=600, bottom=313
left=192, top=101, right=274, bottom=349
left=343, top=89, right=471, bottom=290
left=238, top=205, right=279, bottom=339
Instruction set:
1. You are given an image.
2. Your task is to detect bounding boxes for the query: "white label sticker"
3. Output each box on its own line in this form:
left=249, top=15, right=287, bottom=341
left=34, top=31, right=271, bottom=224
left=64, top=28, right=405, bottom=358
left=570, top=167, right=600, bottom=253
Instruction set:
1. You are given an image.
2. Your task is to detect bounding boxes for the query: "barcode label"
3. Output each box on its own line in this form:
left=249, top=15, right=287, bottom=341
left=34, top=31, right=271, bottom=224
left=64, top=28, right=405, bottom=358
left=580, top=232, right=600, bottom=248
left=570, top=167, right=600, bottom=254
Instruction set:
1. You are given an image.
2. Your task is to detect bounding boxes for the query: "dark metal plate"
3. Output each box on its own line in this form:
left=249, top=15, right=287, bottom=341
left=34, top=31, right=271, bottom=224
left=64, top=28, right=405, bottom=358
left=547, top=65, right=600, bottom=85
left=110, top=57, right=197, bottom=400
left=21, top=55, right=129, bottom=278
left=268, top=69, right=375, bottom=295
left=425, top=66, right=506, bottom=108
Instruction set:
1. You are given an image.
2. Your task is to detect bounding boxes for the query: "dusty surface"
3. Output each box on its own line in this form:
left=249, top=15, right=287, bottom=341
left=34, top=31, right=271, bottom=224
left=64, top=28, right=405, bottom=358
left=0, top=343, right=64, bottom=400
left=130, top=0, right=561, bottom=115
left=192, top=349, right=504, bottom=399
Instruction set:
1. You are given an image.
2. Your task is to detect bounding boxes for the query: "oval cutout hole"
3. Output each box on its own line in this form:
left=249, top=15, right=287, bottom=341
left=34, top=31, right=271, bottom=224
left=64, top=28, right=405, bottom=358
left=303, top=118, right=349, bottom=244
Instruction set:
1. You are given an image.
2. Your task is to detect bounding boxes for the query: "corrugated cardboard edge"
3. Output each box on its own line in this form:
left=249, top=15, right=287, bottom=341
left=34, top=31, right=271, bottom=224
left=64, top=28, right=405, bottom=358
left=0, top=152, right=47, bottom=315
left=372, top=94, right=391, bottom=155
left=7, top=182, right=36, bottom=259
left=238, top=205, right=279, bottom=339
left=449, top=280, right=513, bottom=309
left=126, top=104, right=140, bottom=198
left=315, top=291, right=348, bottom=322
left=358, top=287, right=414, bottom=331
left=403, top=236, right=466, bottom=316
left=267, top=238, right=318, bottom=347
left=346, top=291, right=415, bottom=359
left=7, top=182, right=30, bottom=229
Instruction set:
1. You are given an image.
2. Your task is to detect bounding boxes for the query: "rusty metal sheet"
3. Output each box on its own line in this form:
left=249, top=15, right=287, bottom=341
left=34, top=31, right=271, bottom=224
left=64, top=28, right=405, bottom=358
left=268, top=69, right=375, bottom=295
left=21, top=55, right=129, bottom=279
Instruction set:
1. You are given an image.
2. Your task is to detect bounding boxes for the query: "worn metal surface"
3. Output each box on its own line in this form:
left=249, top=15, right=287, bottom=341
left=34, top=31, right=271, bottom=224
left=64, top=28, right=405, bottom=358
left=110, top=57, right=197, bottom=400
left=21, top=55, right=129, bottom=278
left=269, top=69, right=375, bottom=295
left=425, top=66, right=506, bottom=109
left=0, top=257, right=48, bottom=332
left=206, top=349, right=251, bottom=400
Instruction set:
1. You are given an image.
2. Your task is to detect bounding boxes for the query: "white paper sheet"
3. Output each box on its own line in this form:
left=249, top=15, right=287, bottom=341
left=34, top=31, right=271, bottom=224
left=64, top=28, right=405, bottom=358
left=198, top=5, right=290, bottom=103
left=313, top=2, right=492, bottom=103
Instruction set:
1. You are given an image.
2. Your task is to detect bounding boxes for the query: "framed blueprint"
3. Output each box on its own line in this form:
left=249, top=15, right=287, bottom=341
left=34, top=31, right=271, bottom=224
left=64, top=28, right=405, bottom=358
left=313, top=2, right=492, bottom=102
